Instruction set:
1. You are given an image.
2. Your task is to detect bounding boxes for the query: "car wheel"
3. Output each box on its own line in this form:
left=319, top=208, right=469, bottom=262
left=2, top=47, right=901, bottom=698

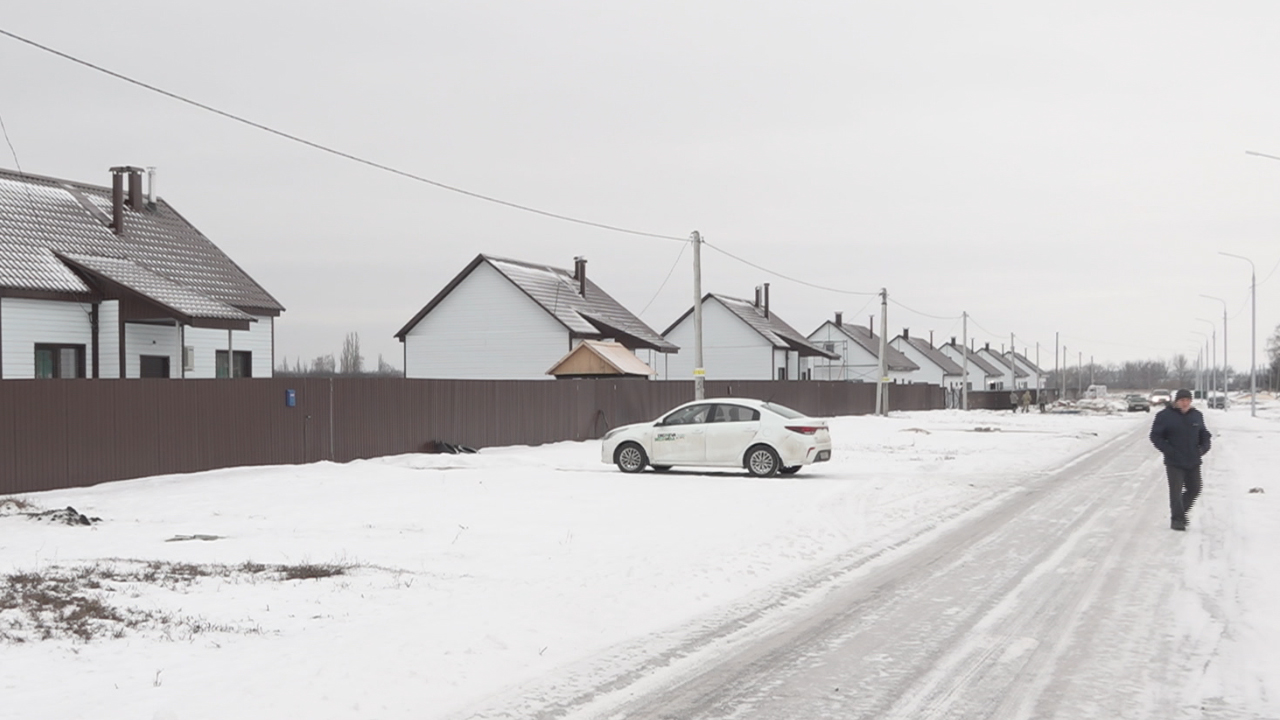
left=614, top=443, right=648, bottom=473
left=651, top=465, right=672, bottom=472
left=745, top=445, right=781, bottom=477
left=779, top=466, right=801, bottom=475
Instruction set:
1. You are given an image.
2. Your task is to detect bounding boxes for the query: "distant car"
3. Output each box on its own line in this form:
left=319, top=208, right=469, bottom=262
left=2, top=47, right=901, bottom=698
left=1126, top=394, right=1151, bottom=412
left=1149, top=389, right=1171, bottom=406
left=1205, top=393, right=1227, bottom=409
left=600, top=398, right=832, bottom=477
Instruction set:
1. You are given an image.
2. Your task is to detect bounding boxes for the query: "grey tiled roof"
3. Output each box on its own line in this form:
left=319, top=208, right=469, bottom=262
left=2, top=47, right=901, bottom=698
left=396, top=254, right=677, bottom=352
left=58, top=253, right=254, bottom=322
left=942, top=343, right=1002, bottom=376
left=701, top=295, right=839, bottom=359
left=820, top=323, right=919, bottom=370
left=0, top=168, right=282, bottom=314
left=901, top=336, right=964, bottom=375
left=979, top=350, right=1030, bottom=378
left=1011, top=351, right=1046, bottom=375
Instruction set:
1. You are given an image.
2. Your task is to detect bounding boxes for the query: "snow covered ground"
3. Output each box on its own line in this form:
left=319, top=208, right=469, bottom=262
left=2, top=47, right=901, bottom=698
left=1, top=398, right=1276, bottom=719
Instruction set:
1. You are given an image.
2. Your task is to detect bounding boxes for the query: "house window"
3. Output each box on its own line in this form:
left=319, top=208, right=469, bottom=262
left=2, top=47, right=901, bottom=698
left=776, top=367, right=787, bottom=380
left=34, top=344, right=85, bottom=379
left=215, top=350, right=253, bottom=378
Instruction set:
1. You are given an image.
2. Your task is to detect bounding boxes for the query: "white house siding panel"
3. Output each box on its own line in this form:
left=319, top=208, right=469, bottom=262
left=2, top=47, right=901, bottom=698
left=977, top=350, right=1024, bottom=389
left=807, top=324, right=891, bottom=382
left=183, top=316, right=274, bottom=378
left=98, top=300, right=120, bottom=379
left=662, top=300, right=774, bottom=380
left=0, top=298, right=93, bottom=379
left=124, top=323, right=182, bottom=378
left=938, top=346, right=990, bottom=391
left=890, top=339, right=946, bottom=386
left=404, top=262, right=570, bottom=379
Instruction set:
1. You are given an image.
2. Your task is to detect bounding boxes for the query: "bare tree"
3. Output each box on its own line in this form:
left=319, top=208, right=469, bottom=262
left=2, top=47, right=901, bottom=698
left=340, top=332, right=363, bottom=375
left=375, top=353, right=401, bottom=376
left=1169, top=353, right=1190, bottom=388
left=311, top=354, right=337, bottom=375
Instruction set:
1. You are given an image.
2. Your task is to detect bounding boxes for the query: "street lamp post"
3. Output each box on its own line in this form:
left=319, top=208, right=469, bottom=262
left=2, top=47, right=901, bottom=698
left=1195, top=318, right=1216, bottom=405
left=1200, top=294, right=1229, bottom=401
left=1187, top=330, right=1208, bottom=394
left=1219, top=252, right=1257, bottom=417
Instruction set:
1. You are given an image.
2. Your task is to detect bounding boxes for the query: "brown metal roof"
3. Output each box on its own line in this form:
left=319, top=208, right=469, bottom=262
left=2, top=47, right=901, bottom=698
left=0, top=167, right=282, bottom=315
left=395, top=254, right=678, bottom=352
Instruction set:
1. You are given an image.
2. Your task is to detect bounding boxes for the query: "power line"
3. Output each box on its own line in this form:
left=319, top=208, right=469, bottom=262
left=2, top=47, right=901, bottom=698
left=888, top=298, right=961, bottom=321
left=700, top=239, right=877, bottom=296
left=636, top=242, right=688, bottom=319
left=0, top=27, right=689, bottom=244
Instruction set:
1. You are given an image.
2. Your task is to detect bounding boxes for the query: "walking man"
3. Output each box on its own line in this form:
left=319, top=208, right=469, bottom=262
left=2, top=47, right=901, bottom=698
left=1149, top=389, right=1211, bottom=531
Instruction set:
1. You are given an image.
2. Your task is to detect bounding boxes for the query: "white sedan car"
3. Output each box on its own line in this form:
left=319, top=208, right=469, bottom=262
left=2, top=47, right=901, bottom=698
left=600, top=398, right=832, bottom=477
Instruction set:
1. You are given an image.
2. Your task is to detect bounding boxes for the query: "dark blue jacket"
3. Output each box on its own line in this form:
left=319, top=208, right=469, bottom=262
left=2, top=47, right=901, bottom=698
left=1150, top=405, right=1212, bottom=469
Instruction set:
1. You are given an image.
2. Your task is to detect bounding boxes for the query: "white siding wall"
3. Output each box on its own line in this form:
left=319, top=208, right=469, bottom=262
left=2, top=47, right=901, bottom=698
left=98, top=300, right=120, bottom=378
left=661, top=299, right=774, bottom=380
left=890, top=339, right=946, bottom=385
left=938, top=346, right=990, bottom=391
left=977, top=350, right=1024, bottom=389
left=124, top=323, right=182, bottom=378
left=404, top=262, right=569, bottom=379
left=0, top=298, right=94, bottom=379
left=807, top=324, right=887, bottom=382
left=183, top=316, right=274, bottom=378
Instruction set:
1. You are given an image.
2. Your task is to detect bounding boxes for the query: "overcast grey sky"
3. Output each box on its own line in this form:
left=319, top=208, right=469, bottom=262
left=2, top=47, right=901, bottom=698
left=3, top=2, right=1279, bottom=372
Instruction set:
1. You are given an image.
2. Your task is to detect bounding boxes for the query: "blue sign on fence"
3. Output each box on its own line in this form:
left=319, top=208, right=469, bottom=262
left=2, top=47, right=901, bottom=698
left=285, top=389, right=296, bottom=408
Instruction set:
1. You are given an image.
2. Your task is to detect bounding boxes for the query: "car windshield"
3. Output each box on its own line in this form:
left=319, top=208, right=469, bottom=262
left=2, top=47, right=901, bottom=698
left=762, top=402, right=806, bottom=419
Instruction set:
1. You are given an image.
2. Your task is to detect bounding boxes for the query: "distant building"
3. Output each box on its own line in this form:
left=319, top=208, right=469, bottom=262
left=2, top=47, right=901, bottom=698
left=939, top=339, right=1001, bottom=391
left=0, top=166, right=283, bottom=379
left=890, top=329, right=965, bottom=389
left=976, top=342, right=1030, bottom=389
left=395, top=254, right=676, bottom=379
left=807, top=312, right=918, bottom=383
left=660, top=285, right=836, bottom=380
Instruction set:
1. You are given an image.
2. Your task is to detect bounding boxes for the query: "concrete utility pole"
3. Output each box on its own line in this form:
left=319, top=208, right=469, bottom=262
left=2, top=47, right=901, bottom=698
left=1055, top=332, right=1059, bottom=400
left=1008, top=333, right=1016, bottom=390
left=875, top=288, right=889, bottom=416
left=691, top=231, right=705, bottom=400
left=962, top=312, right=969, bottom=410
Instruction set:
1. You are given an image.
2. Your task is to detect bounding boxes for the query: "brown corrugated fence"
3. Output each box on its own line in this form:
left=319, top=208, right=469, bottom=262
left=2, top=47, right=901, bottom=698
left=1, top=378, right=945, bottom=494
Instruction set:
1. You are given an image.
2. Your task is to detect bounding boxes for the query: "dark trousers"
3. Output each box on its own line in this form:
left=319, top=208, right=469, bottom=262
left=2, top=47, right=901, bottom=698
left=1165, top=465, right=1202, bottom=522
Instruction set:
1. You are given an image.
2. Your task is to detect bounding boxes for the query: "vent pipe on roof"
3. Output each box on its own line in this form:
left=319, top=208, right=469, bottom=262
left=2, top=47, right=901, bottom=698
left=109, top=167, right=126, bottom=234
left=573, top=256, right=587, bottom=296
left=754, top=285, right=762, bottom=308
left=929, top=330, right=934, bottom=346
left=763, top=283, right=770, bottom=318
left=869, top=315, right=874, bottom=335
left=146, top=167, right=157, bottom=209
left=835, top=311, right=843, bottom=327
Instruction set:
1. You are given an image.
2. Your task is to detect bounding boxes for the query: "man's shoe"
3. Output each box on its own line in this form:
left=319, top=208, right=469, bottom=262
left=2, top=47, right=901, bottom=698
left=1171, top=519, right=1187, bottom=531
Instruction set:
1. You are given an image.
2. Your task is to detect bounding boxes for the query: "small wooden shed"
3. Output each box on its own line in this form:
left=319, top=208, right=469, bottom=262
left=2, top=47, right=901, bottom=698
left=546, top=340, right=656, bottom=378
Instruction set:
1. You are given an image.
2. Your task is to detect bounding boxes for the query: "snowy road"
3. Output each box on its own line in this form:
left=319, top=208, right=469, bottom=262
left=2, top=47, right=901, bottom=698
left=492, top=424, right=1207, bottom=720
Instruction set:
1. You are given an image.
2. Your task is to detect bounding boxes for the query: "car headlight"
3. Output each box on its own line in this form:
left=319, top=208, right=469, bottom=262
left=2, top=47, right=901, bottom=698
left=602, top=428, right=622, bottom=441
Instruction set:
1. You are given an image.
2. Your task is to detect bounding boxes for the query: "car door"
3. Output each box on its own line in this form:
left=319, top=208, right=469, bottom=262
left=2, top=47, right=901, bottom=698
left=704, top=403, right=762, bottom=464
left=649, top=403, right=711, bottom=464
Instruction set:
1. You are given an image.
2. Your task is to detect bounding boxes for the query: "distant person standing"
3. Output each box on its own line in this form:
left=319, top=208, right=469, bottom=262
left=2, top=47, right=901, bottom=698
left=1009, top=390, right=1019, bottom=413
left=1149, top=389, right=1212, bottom=531
left=1020, top=390, right=1032, bottom=413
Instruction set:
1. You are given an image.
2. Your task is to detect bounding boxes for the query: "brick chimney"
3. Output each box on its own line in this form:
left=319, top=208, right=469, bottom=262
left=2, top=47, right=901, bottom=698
left=834, top=311, right=843, bottom=327
left=903, top=328, right=910, bottom=340
left=763, top=283, right=770, bottom=319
